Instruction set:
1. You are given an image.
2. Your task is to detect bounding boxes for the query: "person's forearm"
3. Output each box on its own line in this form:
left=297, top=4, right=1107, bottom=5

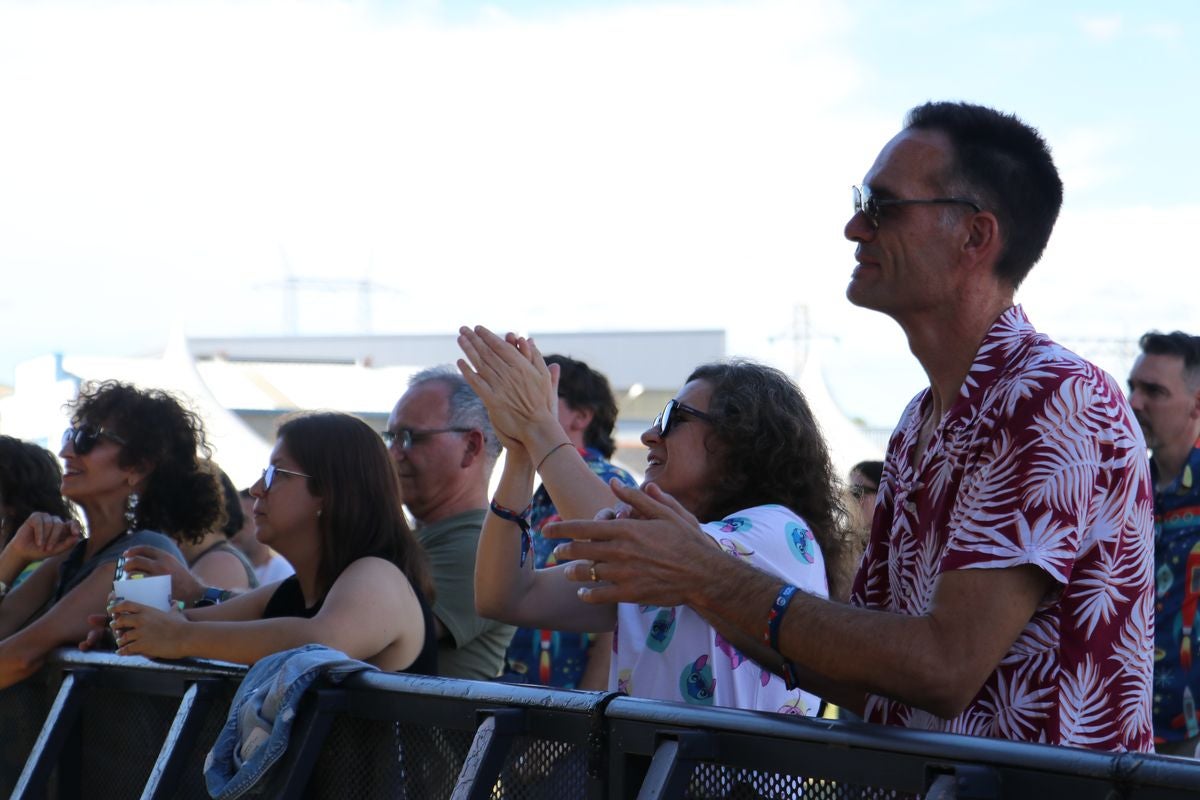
left=520, top=417, right=619, bottom=521
left=474, top=449, right=538, bottom=621
left=475, top=448, right=616, bottom=632
left=684, top=554, right=959, bottom=718
left=691, top=602, right=865, bottom=714
left=0, top=638, right=47, bottom=690
left=0, top=545, right=34, bottom=588
left=172, top=616, right=377, bottom=665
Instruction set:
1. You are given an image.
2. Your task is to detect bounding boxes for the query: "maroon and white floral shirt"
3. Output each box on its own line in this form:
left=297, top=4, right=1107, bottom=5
left=850, top=306, right=1154, bottom=752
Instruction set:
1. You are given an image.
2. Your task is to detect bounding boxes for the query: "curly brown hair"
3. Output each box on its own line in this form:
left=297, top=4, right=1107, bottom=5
left=686, top=361, right=854, bottom=598
left=69, top=381, right=222, bottom=544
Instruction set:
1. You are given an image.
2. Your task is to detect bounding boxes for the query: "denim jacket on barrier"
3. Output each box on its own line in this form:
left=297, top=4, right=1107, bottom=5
left=203, top=644, right=377, bottom=799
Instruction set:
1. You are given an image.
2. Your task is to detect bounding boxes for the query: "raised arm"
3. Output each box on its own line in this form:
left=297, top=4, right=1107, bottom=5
left=473, top=437, right=615, bottom=632
left=456, top=325, right=618, bottom=519
left=109, top=557, right=426, bottom=668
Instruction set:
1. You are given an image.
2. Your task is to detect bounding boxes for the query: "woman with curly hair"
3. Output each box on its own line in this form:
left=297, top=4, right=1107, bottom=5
left=458, top=327, right=845, bottom=714
left=0, top=381, right=221, bottom=688
left=98, top=412, right=438, bottom=674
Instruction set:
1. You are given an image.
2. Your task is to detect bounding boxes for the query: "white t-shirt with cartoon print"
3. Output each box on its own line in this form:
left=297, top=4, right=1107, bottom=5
left=610, top=504, right=828, bottom=714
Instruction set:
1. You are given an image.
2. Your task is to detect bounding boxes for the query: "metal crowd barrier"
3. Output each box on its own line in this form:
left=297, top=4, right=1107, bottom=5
left=3, top=648, right=1200, bottom=799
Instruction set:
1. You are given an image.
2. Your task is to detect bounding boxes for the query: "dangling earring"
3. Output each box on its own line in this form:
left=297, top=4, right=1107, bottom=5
left=124, top=491, right=140, bottom=535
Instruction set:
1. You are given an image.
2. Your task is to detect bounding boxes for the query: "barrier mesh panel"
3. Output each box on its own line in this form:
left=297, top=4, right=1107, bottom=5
left=0, top=678, right=53, bottom=797
left=684, top=763, right=911, bottom=800
left=173, top=683, right=238, bottom=800
left=493, top=735, right=588, bottom=799
left=79, top=687, right=178, bottom=800
left=305, top=717, right=475, bottom=799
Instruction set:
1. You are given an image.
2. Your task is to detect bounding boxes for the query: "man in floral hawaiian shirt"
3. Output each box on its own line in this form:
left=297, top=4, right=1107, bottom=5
left=550, top=101, right=1155, bottom=752
left=1128, top=331, right=1200, bottom=755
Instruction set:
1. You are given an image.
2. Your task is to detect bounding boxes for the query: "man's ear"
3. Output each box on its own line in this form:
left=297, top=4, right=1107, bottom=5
left=1190, top=381, right=1200, bottom=422
left=961, top=210, right=1001, bottom=271
left=460, top=429, right=485, bottom=468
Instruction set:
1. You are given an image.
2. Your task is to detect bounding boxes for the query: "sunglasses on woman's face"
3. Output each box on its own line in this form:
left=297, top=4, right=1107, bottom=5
left=260, top=464, right=314, bottom=492
left=653, top=398, right=717, bottom=438
left=62, top=425, right=127, bottom=456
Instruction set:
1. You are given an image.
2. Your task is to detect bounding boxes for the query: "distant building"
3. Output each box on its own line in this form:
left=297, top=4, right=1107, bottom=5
left=0, top=328, right=881, bottom=490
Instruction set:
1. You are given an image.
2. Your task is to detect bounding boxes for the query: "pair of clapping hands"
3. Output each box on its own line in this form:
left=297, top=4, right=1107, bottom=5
left=456, top=325, right=726, bottom=609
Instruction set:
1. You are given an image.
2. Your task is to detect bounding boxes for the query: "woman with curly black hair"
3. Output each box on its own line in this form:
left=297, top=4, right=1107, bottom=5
left=0, top=380, right=221, bottom=688
left=100, top=412, right=438, bottom=674
left=458, top=327, right=846, bottom=714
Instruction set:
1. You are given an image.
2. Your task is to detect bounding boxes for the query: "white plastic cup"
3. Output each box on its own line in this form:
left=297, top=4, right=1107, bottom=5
left=112, top=574, right=173, bottom=611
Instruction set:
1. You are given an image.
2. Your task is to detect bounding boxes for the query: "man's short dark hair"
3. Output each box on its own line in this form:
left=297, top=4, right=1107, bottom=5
left=1139, top=330, right=1200, bottom=387
left=905, top=101, right=1063, bottom=289
left=546, top=354, right=620, bottom=459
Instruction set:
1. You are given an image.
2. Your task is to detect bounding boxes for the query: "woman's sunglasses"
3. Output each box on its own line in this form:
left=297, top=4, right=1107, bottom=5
left=260, top=464, right=314, bottom=492
left=654, top=398, right=717, bottom=438
left=62, top=425, right=127, bottom=455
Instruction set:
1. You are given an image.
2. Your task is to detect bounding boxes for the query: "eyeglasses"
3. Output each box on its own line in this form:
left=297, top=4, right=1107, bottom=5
left=852, top=184, right=981, bottom=229
left=62, top=425, right=127, bottom=455
left=381, top=427, right=473, bottom=451
left=653, top=399, right=716, bottom=438
left=261, top=464, right=313, bottom=492
left=848, top=484, right=878, bottom=500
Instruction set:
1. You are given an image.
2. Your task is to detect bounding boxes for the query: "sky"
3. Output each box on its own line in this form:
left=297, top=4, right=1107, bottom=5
left=0, top=0, right=1196, bottom=428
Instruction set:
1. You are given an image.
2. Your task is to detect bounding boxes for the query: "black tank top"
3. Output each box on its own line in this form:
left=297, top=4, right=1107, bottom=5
left=262, top=574, right=438, bottom=676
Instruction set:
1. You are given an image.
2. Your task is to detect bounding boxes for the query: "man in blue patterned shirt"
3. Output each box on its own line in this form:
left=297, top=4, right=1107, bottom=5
left=498, top=355, right=636, bottom=689
left=1129, top=330, right=1200, bottom=756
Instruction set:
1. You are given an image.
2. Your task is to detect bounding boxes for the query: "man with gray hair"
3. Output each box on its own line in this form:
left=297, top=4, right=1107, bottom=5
left=386, top=366, right=513, bottom=680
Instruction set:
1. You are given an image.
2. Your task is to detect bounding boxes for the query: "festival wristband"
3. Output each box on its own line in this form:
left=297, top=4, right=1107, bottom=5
left=490, top=499, right=533, bottom=567
left=765, top=583, right=798, bottom=653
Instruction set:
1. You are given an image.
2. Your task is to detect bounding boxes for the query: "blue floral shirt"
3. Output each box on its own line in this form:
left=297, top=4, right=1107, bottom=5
left=1153, top=436, right=1200, bottom=744
left=499, top=447, right=636, bottom=688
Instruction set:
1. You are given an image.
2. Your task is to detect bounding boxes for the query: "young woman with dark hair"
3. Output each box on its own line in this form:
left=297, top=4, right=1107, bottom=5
left=95, top=412, right=437, bottom=674
left=0, top=436, right=75, bottom=588
left=458, top=327, right=846, bottom=713
left=0, top=381, right=219, bottom=688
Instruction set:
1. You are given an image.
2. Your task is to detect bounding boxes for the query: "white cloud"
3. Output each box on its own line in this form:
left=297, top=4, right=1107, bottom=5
left=1078, top=15, right=1123, bottom=42
left=1052, top=124, right=1128, bottom=194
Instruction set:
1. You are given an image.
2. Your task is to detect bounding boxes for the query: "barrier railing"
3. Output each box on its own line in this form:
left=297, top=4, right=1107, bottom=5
left=4, top=648, right=1200, bottom=799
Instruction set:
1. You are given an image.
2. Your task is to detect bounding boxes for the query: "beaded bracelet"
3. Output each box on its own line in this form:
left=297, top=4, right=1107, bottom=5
left=765, top=584, right=798, bottom=652
left=490, top=499, right=534, bottom=567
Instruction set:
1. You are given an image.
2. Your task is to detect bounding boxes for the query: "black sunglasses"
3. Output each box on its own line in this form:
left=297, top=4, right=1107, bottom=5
left=62, top=425, right=127, bottom=455
left=849, top=484, right=878, bottom=500
left=852, top=184, right=981, bottom=229
left=654, top=399, right=716, bottom=438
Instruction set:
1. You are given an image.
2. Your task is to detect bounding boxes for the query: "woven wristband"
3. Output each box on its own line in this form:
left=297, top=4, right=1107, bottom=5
left=490, top=499, right=533, bottom=567
left=765, top=584, right=798, bottom=652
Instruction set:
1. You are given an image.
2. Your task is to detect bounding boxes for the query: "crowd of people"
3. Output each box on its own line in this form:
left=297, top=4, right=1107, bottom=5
left=0, top=100, right=1197, bottom=771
